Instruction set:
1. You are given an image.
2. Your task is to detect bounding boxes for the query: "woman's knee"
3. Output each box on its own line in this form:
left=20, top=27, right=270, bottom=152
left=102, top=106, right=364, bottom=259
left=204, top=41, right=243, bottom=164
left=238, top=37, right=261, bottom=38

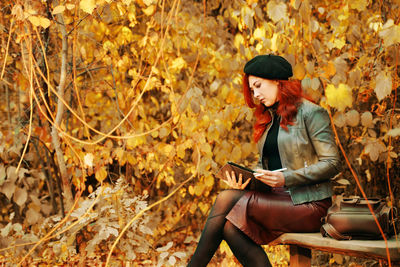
left=207, top=190, right=245, bottom=219
left=215, top=189, right=243, bottom=206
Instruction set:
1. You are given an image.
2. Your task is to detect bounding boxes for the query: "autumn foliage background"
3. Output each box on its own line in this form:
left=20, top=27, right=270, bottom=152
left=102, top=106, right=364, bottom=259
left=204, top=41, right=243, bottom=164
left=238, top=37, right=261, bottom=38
left=0, top=0, right=399, bottom=266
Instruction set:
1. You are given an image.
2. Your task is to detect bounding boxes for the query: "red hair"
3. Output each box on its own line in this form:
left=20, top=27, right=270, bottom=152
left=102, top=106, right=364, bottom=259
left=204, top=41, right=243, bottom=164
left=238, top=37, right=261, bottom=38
left=243, top=74, right=307, bottom=142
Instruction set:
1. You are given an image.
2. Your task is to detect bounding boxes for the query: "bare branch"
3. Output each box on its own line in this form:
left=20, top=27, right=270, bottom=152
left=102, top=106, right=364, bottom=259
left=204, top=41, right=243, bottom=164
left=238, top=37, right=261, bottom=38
left=50, top=8, right=74, bottom=211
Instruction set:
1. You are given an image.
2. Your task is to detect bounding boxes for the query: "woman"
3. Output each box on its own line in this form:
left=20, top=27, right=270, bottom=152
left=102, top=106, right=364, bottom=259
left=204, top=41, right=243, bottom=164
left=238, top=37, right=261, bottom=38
left=187, top=54, right=341, bottom=267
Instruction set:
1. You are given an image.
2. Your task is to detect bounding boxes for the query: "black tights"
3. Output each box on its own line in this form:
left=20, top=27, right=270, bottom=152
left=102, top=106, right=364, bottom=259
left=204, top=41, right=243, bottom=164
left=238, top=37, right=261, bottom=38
left=187, top=189, right=271, bottom=267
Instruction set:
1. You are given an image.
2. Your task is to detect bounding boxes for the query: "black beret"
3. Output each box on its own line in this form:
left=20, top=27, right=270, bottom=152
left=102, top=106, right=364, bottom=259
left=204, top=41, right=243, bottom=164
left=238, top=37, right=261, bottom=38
left=244, top=54, right=293, bottom=80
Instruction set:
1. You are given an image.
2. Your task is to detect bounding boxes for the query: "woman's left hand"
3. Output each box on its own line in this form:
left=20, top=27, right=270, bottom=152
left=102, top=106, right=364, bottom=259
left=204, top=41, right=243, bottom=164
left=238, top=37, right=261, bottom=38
left=223, top=171, right=251, bottom=190
left=254, top=169, right=285, bottom=187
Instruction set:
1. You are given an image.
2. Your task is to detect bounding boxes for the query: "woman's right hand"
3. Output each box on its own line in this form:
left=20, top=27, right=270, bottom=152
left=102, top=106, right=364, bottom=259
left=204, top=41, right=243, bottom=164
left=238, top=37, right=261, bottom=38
left=223, top=171, right=251, bottom=190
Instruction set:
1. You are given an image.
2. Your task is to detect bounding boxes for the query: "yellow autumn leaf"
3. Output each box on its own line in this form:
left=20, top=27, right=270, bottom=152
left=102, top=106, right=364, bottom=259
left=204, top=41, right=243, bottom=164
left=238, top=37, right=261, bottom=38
left=142, top=5, right=156, bottom=16
left=80, top=0, right=96, bottom=14
left=349, top=0, right=369, bottom=11
left=170, top=57, right=186, bottom=72
left=126, top=136, right=145, bottom=149
left=387, top=128, right=400, bottom=137
left=361, top=111, right=373, bottom=127
left=103, top=40, right=116, bottom=51
left=333, top=38, right=346, bottom=49
left=325, top=83, right=353, bottom=112
left=378, top=19, right=400, bottom=47
left=345, top=109, right=360, bottom=127
left=143, top=0, right=157, bottom=6
left=38, top=17, right=50, bottom=28
left=188, top=185, right=195, bottom=195
left=84, top=153, right=94, bottom=168
left=28, top=16, right=51, bottom=28
left=95, top=166, right=107, bottom=182
left=194, top=183, right=205, bottom=196
left=267, top=1, right=287, bottom=23
left=220, top=240, right=233, bottom=256
left=320, top=62, right=336, bottom=78
left=270, top=33, right=278, bottom=51
left=374, top=71, right=392, bottom=101
left=66, top=4, right=75, bottom=10
left=52, top=5, right=65, bottom=15
left=11, top=4, right=24, bottom=21
left=28, top=16, right=41, bottom=27
left=189, top=203, right=197, bottom=214
left=198, top=202, right=209, bottom=215
left=177, top=143, right=187, bottom=159
left=253, top=26, right=266, bottom=40
left=293, top=63, right=306, bottom=80
left=234, top=34, right=244, bottom=49
left=205, top=175, right=214, bottom=187
left=162, top=144, right=175, bottom=156
left=121, top=26, right=133, bottom=42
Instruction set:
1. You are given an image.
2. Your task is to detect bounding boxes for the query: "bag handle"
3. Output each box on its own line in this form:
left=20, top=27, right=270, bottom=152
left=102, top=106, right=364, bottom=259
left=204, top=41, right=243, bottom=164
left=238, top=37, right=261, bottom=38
left=342, top=197, right=381, bottom=205
left=321, top=223, right=352, bottom=240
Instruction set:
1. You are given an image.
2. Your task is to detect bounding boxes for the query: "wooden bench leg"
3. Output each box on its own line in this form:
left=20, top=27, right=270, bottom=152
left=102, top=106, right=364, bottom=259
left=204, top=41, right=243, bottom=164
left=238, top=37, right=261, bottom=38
left=289, top=245, right=311, bottom=267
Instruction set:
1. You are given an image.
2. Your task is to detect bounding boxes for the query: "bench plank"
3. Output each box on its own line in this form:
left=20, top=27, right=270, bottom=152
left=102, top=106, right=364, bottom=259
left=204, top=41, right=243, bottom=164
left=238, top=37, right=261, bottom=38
left=270, top=233, right=400, bottom=262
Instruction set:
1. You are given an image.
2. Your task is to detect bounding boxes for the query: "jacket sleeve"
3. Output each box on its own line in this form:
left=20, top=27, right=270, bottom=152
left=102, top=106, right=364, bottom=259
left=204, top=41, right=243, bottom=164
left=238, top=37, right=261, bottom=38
left=284, top=106, right=342, bottom=187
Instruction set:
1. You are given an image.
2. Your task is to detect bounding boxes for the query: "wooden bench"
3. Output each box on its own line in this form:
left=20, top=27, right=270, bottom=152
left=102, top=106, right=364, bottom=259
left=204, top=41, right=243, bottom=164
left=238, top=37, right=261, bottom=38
left=270, top=233, right=400, bottom=266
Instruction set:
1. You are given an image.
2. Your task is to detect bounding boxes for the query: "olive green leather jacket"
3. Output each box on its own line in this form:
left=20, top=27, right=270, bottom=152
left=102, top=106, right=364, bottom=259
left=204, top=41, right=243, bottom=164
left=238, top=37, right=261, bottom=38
left=256, top=99, right=341, bottom=205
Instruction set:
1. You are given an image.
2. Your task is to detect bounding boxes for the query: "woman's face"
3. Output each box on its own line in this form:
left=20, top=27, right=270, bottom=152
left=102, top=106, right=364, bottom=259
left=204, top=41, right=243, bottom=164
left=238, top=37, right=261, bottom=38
left=248, top=75, right=279, bottom=107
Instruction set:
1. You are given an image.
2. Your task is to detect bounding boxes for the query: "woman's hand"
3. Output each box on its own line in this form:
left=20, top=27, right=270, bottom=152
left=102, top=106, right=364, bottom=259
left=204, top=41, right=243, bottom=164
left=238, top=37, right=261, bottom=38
left=254, top=169, right=285, bottom=187
left=223, top=171, right=251, bottom=190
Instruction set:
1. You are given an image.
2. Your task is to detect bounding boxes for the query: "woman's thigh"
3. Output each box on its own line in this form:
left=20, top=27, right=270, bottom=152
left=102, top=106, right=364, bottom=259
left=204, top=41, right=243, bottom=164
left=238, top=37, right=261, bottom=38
left=247, top=191, right=330, bottom=233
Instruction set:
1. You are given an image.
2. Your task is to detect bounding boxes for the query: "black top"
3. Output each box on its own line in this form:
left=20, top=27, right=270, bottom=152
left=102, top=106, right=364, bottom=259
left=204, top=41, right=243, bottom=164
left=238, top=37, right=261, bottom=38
left=262, top=112, right=283, bottom=170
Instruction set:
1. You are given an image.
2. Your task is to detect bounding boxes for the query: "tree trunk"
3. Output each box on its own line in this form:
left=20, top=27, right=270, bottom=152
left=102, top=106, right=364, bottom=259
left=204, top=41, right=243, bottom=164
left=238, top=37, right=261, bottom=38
left=50, top=11, right=73, bottom=211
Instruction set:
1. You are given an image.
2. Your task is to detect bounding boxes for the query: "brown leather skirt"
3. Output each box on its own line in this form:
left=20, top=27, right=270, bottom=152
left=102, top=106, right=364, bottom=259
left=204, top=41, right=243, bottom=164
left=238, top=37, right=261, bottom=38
left=225, top=188, right=332, bottom=245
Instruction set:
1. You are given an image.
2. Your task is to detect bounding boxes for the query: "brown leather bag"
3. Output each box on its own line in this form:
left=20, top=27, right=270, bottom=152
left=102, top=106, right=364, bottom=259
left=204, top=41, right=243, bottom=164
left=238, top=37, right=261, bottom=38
left=320, top=197, right=397, bottom=240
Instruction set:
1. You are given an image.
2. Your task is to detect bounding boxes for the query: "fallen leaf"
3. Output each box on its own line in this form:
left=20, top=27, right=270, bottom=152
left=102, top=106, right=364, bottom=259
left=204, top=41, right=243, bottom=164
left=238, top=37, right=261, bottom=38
left=7, top=166, right=18, bottom=183
left=26, top=208, right=41, bottom=225
left=13, top=187, right=28, bottom=206
left=1, top=181, right=16, bottom=200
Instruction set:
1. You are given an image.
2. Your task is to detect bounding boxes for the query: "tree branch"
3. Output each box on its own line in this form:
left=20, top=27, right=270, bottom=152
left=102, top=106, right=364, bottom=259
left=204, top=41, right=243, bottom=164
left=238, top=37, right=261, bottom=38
left=50, top=8, right=74, bottom=211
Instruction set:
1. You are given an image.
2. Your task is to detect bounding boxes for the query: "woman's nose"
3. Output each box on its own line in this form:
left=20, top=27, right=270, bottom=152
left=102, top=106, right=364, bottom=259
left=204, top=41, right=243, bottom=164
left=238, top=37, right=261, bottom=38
left=253, top=89, right=260, bottom=98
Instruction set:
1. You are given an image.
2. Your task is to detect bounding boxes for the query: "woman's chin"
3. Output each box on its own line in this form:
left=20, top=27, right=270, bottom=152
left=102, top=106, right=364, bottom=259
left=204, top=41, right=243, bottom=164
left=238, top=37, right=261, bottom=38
left=263, top=102, right=274, bottom=107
